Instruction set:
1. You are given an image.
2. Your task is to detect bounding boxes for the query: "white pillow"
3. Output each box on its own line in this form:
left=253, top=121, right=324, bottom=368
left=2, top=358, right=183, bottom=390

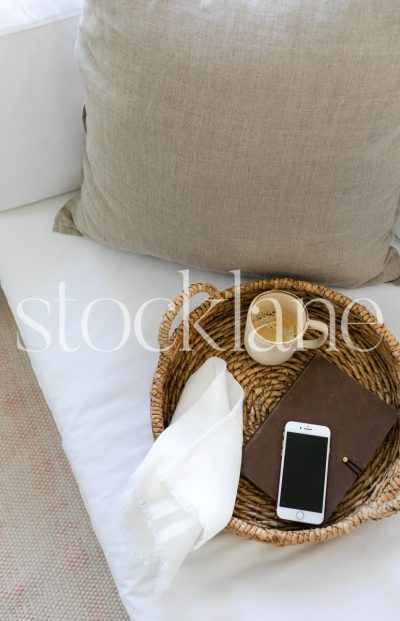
left=0, top=0, right=85, bottom=211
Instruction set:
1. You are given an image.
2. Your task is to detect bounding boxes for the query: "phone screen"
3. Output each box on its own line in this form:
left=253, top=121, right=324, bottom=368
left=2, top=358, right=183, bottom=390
left=279, top=432, right=328, bottom=513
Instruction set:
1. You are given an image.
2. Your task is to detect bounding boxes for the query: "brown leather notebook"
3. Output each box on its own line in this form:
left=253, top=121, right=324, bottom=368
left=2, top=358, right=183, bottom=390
left=241, top=354, right=399, bottom=521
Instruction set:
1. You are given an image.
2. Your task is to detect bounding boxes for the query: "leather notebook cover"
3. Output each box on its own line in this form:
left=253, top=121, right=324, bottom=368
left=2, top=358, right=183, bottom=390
left=241, top=354, right=399, bottom=521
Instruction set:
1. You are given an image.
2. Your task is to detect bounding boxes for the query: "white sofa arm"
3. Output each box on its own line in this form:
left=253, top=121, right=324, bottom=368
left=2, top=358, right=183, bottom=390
left=0, top=1, right=85, bottom=212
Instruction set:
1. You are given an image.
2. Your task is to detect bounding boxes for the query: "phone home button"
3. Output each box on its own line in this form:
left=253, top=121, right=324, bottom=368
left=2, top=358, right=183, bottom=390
left=296, top=511, right=304, bottom=520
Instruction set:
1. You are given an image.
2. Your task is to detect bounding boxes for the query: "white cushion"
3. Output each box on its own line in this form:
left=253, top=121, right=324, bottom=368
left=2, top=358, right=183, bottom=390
left=0, top=194, right=399, bottom=620
left=0, top=1, right=84, bottom=211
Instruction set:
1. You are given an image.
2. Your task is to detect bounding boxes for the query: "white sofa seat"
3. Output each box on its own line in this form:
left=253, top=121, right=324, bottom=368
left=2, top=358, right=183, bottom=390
left=0, top=194, right=399, bottom=620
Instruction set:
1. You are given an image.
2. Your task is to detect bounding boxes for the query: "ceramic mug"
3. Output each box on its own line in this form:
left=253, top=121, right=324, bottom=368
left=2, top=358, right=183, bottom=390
left=244, top=290, right=329, bottom=366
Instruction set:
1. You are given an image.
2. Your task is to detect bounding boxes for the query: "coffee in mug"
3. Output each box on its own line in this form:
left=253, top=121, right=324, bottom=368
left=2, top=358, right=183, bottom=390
left=244, top=290, right=328, bottom=366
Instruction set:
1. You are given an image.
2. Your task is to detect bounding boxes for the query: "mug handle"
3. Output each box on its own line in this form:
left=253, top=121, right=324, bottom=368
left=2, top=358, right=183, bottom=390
left=300, top=319, right=329, bottom=350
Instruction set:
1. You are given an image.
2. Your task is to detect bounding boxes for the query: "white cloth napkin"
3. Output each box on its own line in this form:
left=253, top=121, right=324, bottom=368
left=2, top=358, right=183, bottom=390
left=121, top=356, right=244, bottom=593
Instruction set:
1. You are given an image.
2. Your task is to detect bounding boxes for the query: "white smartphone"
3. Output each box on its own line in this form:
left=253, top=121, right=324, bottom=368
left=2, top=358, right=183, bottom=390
left=277, top=421, right=330, bottom=525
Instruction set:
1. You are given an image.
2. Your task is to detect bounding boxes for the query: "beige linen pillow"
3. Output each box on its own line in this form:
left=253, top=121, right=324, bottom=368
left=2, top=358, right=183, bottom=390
left=54, top=0, right=400, bottom=287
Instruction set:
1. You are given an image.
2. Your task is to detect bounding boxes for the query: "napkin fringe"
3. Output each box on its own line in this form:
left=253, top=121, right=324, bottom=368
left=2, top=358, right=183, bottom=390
left=120, top=486, right=176, bottom=594
left=119, top=485, right=162, bottom=564
left=120, top=478, right=203, bottom=593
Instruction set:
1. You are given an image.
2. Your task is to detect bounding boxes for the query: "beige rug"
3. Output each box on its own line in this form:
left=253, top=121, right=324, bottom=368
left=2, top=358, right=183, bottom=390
left=0, top=289, right=129, bottom=620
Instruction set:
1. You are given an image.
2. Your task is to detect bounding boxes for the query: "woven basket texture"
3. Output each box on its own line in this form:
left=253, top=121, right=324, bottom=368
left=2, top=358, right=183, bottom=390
left=151, top=278, right=400, bottom=545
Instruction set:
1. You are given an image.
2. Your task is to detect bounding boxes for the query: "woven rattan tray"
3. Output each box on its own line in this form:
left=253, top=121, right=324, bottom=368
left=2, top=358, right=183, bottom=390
left=150, top=278, right=400, bottom=545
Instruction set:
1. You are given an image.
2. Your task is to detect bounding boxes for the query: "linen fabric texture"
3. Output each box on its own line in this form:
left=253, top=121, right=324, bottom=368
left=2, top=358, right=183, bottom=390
left=121, top=357, right=244, bottom=593
left=54, top=0, right=400, bottom=287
